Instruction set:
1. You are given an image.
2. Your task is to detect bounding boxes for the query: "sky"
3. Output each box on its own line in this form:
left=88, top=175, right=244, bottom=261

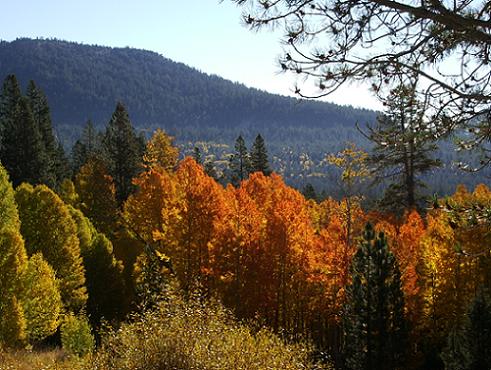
left=0, top=0, right=381, bottom=110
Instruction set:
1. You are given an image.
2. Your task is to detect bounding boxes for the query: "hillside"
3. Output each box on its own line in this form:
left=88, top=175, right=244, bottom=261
left=0, top=38, right=375, bottom=131
left=0, top=38, right=487, bottom=196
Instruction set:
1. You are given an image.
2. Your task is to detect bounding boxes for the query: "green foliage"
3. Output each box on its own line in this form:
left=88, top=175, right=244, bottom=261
left=15, top=183, right=87, bottom=313
left=60, top=314, right=94, bottom=357
left=442, top=291, right=491, bottom=370
left=228, top=135, right=251, bottom=186
left=21, top=253, right=62, bottom=343
left=102, top=102, right=144, bottom=203
left=344, top=223, right=407, bottom=370
left=250, top=133, right=271, bottom=175
left=93, top=294, right=331, bottom=370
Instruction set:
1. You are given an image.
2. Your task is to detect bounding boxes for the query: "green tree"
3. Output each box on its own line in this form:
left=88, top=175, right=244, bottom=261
left=363, top=82, right=441, bottom=214
left=71, top=119, right=101, bottom=174
left=250, top=134, right=271, bottom=175
left=442, top=291, right=491, bottom=370
left=102, top=102, right=144, bottom=203
left=2, top=96, right=45, bottom=186
left=15, top=183, right=87, bottom=312
left=25, top=80, right=59, bottom=187
left=228, top=135, right=251, bottom=187
left=21, top=252, right=62, bottom=343
left=344, top=223, right=407, bottom=370
left=0, top=75, right=22, bottom=153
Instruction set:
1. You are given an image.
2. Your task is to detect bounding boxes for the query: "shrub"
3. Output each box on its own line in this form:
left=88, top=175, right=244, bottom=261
left=93, top=294, right=331, bottom=370
left=60, top=314, right=94, bottom=357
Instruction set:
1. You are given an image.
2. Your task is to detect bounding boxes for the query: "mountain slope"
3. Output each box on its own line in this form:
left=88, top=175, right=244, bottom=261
left=0, top=38, right=375, bottom=130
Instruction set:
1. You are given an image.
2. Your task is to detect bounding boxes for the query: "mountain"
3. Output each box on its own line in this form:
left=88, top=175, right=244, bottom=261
left=1, top=38, right=487, bottom=197
left=0, top=38, right=375, bottom=131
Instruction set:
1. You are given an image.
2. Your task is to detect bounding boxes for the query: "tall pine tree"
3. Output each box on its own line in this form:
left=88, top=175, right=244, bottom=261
left=344, top=223, right=407, bottom=370
left=0, top=75, right=22, bottom=154
left=229, top=135, right=251, bottom=187
left=25, top=80, right=59, bottom=187
left=102, top=102, right=144, bottom=203
left=250, top=134, right=271, bottom=175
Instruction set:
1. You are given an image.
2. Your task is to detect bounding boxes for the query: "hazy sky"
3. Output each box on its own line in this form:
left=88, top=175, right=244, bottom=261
left=1, top=0, right=381, bottom=110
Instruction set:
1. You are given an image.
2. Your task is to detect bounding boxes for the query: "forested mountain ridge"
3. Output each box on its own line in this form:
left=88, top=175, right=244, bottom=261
left=0, top=38, right=375, bottom=130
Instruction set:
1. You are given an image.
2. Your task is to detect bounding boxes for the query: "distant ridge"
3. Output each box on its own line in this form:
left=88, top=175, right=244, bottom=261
left=0, top=38, right=376, bottom=131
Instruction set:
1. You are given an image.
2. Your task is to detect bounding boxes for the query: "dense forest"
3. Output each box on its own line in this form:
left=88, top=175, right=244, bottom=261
left=1, top=72, right=491, bottom=370
left=1, top=38, right=489, bottom=197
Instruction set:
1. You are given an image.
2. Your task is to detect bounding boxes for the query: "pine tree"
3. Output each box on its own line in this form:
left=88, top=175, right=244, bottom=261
left=442, top=291, right=491, bottom=370
left=250, top=134, right=271, bottom=175
left=71, top=119, right=101, bottom=174
left=229, top=135, right=251, bottom=187
left=344, top=223, right=407, bottom=370
left=25, top=80, right=59, bottom=187
left=364, top=82, right=441, bottom=214
left=102, top=102, right=144, bottom=203
left=0, top=75, right=22, bottom=154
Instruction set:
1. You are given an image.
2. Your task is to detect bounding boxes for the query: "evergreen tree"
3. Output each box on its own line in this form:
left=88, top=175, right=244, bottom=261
left=442, top=290, right=491, bottom=370
left=71, top=119, right=101, bottom=174
left=0, top=75, right=22, bottom=153
left=229, top=135, right=251, bottom=187
left=2, top=96, right=45, bottom=186
left=102, top=102, right=144, bottom=203
left=363, top=82, right=441, bottom=214
left=193, top=146, right=202, bottom=165
left=250, top=134, right=271, bottom=175
left=344, top=223, right=407, bottom=370
left=25, top=80, right=58, bottom=187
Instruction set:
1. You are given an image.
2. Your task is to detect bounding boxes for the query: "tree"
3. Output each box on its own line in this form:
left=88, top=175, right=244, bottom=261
left=344, top=223, right=407, bottom=370
left=102, top=102, right=144, bottom=203
left=0, top=163, right=27, bottom=347
left=15, top=183, right=87, bottom=312
left=1, top=96, right=45, bottom=186
left=363, top=82, right=441, bottom=213
left=0, top=75, right=22, bottom=153
left=21, top=253, right=62, bottom=343
left=250, top=134, right=271, bottom=175
left=442, top=291, right=491, bottom=370
left=143, top=128, right=179, bottom=172
left=74, top=157, right=118, bottom=236
left=228, top=135, right=251, bottom=187
left=71, top=119, right=101, bottom=174
left=230, top=0, right=491, bottom=152
left=25, top=80, right=59, bottom=187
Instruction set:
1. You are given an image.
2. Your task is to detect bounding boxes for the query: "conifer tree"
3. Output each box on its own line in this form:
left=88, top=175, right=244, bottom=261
left=250, top=134, right=271, bottom=175
left=25, top=80, right=59, bottom=187
left=2, top=96, right=45, bottom=186
left=442, top=291, right=491, bottom=370
left=102, top=102, right=144, bottom=203
left=0, top=75, right=22, bottom=153
left=364, top=82, right=441, bottom=214
left=71, top=119, right=101, bottom=174
left=344, top=223, right=407, bottom=370
left=229, top=135, right=251, bottom=187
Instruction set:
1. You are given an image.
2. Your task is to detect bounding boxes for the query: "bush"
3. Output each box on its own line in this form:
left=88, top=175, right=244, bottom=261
left=93, top=294, right=331, bottom=370
left=60, top=314, right=94, bottom=357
